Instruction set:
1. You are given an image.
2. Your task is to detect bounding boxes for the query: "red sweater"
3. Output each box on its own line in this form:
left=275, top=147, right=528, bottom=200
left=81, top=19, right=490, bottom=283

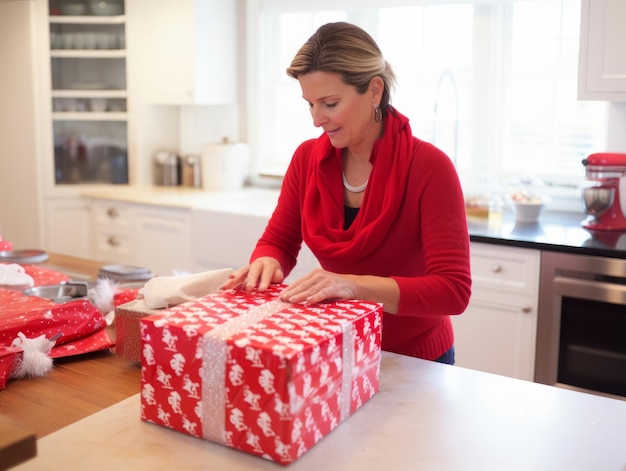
left=251, top=112, right=471, bottom=360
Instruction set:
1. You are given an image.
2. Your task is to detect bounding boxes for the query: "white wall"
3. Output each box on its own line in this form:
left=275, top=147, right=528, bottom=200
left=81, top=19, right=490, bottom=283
left=0, top=0, right=44, bottom=249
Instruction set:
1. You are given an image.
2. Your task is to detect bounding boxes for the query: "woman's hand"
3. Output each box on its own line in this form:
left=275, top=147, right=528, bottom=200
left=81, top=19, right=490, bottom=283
left=280, top=268, right=359, bottom=304
left=220, top=256, right=284, bottom=292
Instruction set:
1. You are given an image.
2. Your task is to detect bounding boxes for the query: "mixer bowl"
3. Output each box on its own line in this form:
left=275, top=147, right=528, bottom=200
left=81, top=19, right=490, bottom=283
left=583, top=186, right=615, bottom=216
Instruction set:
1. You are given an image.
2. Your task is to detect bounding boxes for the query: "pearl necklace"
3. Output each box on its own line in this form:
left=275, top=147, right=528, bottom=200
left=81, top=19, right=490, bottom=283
left=342, top=171, right=369, bottom=193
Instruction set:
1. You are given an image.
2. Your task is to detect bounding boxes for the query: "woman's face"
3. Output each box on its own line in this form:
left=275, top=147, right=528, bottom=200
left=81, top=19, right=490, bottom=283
left=298, top=71, right=380, bottom=151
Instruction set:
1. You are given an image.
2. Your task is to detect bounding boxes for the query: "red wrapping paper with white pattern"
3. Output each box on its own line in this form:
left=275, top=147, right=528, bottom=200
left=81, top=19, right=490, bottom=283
left=0, top=289, right=113, bottom=355
left=140, top=285, right=383, bottom=465
left=0, top=264, right=117, bottom=389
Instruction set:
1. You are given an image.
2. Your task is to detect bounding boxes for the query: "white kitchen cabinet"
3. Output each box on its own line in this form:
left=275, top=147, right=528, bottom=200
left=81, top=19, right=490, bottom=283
left=133, top=206, right=192, bottom=275
left=45, top=197, right=93, bottom=259
left=190, top=208, right=320, bottom=280
left=92, top=199, right=192, bottom=274
left=132, top=0, right=236, bottom=105
left=92, top=199, right=135, bottom=264
left=578, top=0, right=626, bottom=101
left=48, top=1, right=131, bottom=185
left=190, top=209, right=267, bottom=272
left=452, top=242, right=540, bottom=381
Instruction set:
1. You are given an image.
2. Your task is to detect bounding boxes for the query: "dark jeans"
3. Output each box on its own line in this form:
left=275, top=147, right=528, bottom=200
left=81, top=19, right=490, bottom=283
left=434, top=345, right=455, bottom=365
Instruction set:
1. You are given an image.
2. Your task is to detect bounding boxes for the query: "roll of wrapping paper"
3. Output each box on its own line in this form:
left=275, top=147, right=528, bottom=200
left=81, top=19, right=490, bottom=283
left=200, top=139, right=250, bottom=191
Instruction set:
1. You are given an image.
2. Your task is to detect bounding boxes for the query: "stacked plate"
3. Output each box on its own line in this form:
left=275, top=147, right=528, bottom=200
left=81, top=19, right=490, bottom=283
left=0, top=249, right=49, bottom=264
left=97, top=264, right=154, bottom=283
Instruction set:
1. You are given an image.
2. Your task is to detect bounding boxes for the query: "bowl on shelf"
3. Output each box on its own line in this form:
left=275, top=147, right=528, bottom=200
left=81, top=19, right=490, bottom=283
left=90, top=1, right=123, bottom=16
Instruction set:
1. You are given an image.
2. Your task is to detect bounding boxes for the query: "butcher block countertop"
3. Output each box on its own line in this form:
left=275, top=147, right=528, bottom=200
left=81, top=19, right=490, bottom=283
left=11, top=352, right=626, bottom=471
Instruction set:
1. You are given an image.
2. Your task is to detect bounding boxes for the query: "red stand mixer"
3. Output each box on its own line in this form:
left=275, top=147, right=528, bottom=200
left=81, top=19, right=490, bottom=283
left=581, top=152, right=626, bottom=231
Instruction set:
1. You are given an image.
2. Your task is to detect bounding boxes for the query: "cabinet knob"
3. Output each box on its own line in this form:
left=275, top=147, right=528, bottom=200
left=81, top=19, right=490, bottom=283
left=521, top=305, right=532, bottom=313
left=491, top=264, right=503, bottom=273
left=107, top=235, right=121, bottom=247
left=106, top=207, right=119, bottom=219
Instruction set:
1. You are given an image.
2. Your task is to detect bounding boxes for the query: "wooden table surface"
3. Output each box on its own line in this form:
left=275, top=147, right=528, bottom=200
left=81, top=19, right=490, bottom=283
left=0, top=253, right=142, bottom=439
left=0, top=350, right=141, bottom=438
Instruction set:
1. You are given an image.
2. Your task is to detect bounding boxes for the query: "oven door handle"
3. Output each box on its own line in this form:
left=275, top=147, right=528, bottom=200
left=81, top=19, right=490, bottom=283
left=553, top=276, right=626, bottom=305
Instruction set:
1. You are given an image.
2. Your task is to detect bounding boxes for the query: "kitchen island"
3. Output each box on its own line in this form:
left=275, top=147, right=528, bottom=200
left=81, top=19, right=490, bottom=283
left=12, top=352, right=626, bottom=471
left=2, top=253, right=625, bottom=470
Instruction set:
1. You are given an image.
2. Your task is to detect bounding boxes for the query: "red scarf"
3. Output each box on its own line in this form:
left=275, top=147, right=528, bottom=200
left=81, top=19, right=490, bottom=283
left=302, top=108, right=415, bottom=264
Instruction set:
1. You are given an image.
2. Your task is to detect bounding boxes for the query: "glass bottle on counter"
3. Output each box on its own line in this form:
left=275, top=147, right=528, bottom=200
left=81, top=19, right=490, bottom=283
left=488, top=194, right=505, bottom=229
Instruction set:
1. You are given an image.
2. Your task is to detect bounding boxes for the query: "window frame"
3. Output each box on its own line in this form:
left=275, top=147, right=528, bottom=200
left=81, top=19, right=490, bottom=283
left=244, top=0, right=607, bottom=211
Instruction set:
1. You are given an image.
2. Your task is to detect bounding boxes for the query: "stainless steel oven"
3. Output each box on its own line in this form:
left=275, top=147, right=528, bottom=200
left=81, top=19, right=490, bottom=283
left=535, top=250, right=626, bottom=398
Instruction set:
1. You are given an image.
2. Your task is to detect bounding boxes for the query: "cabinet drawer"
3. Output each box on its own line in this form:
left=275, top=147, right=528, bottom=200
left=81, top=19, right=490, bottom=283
left=93, top=201, right=134, bottom=228
left=95, top=229, right=133, bottom=263
left=470, top=242, right=540, bottom=295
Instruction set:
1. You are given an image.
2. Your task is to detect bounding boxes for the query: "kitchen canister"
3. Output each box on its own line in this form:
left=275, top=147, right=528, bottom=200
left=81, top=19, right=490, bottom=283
left=153, top=150, right=180, bottom=186
left=181, top=154, right=202, bottom=188
left=200, top=138, right=250, bottom=191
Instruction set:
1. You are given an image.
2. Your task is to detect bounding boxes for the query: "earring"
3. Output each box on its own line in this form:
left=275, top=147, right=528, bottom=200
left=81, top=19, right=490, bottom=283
left=373, top=104, right=382, bottom=123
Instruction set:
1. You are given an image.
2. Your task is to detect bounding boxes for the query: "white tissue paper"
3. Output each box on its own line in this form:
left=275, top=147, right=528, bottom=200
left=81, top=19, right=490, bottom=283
left=0, top=263, right=34, bottom=290
left=138, top=268, right=233, bottom=309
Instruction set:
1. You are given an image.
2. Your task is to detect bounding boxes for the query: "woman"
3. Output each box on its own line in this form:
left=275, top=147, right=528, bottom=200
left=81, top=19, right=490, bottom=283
left=222, top=22, right=471, bottom=364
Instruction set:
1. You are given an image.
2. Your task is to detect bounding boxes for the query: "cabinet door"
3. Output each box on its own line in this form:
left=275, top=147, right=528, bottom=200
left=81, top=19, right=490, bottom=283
left=452, top=243, right=540, bottom=381
left=578, top=0, right=626, bottom=101
left=453, top=293, right=536, bottom=381
left=45, top=198, right=92, bottom=259
left=132, top=0, right=236, bottom=105
left=190, top=210, right=267, bottom=272
left=134, top=207, right=192, bottom=275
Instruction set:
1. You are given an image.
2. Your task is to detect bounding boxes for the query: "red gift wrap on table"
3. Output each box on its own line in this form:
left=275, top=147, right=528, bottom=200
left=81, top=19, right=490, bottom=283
left=140, top=285, right=383, bottom=465
left=0, top=264, right=116, bottom=389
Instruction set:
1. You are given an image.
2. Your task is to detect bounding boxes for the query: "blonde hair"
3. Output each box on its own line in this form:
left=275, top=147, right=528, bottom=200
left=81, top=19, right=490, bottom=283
left=287, top=22, right=396, bottom=111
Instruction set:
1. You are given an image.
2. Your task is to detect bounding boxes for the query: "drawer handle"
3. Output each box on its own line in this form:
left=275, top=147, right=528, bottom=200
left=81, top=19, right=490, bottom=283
left=107, top=236, right=121, bottom=247
left=106, top=207, right=119, bottom=219
left=491, top=264, right=503, bottom=273
left=521, top=305, right=532, bottom=314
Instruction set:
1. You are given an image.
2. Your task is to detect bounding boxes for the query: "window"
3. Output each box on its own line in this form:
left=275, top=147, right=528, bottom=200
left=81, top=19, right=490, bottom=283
left=246, top=0, right=607, bottom=209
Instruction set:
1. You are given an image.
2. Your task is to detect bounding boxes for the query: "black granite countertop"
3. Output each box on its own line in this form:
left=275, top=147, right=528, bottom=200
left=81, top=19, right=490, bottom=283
left=468, top=211, right=626, bottom=259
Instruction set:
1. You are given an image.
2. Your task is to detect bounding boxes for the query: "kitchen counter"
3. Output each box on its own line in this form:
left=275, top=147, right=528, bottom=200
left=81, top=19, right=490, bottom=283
left=468, top=211, right=626, bottom=259
left=13, top=352, right=626, bottom=471
left=82, top=185, right=280, bottom=216
left=83, top=185, right=626, bottom=258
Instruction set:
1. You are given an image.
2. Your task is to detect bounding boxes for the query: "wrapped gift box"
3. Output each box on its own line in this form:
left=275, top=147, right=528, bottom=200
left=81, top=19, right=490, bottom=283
left=115, top=299, right=161, bottom=362
left=140, top=285, right=383, bottom=465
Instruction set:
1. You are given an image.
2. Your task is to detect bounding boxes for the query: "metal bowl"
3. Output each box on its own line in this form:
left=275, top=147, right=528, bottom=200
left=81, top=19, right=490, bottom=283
left=23, top=282, right=88, bottom=303
left=583, top=186, right=615, bottom=216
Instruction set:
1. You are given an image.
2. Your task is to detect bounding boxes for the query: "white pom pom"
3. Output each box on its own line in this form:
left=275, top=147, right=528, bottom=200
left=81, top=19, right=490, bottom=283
left=89, top=277, right=119, bottom=314
left=10, top=332, right=57, bottom=379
